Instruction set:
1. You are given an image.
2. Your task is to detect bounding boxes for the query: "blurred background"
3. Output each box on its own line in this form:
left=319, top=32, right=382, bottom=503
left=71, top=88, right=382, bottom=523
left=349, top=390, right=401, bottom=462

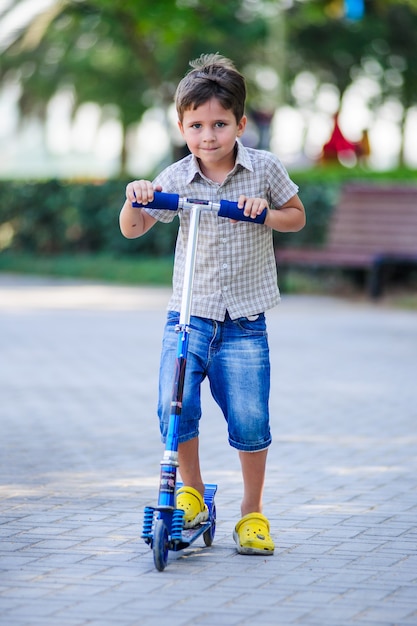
left=0, top=0, right=416, bottom=302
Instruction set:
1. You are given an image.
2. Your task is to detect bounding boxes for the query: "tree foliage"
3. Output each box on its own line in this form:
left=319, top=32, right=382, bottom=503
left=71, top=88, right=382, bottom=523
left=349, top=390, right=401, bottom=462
left=286, top=0, right=417, bottom=162
left=0, top=0, right=274, bottom=172
left=1, top=0, right=417, bottom=171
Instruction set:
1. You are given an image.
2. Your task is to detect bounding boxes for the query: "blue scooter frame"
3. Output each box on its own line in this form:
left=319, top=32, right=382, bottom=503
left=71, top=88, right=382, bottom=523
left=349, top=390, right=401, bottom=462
left=133, top=192, right=266, bottom=570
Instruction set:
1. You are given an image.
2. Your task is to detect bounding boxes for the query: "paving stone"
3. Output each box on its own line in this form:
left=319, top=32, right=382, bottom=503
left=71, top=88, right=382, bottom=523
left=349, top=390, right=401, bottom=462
left=1, top=277, right=417, bottom=626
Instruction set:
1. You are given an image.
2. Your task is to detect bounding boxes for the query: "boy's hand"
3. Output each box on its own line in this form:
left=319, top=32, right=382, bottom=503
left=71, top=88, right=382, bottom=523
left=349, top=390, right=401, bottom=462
left=235, top=195, right=269, bottom=222
left=126, top=180, right=162, bottom=205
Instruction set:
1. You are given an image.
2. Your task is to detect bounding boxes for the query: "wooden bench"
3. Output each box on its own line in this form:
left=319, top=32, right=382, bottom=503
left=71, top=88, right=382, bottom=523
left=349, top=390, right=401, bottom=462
left=275, top=183, right=417, bottom=298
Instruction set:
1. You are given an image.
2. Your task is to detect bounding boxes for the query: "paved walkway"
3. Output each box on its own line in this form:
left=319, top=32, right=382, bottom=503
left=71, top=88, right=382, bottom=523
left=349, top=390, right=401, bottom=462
left=1, top=274, right=416, bottom=626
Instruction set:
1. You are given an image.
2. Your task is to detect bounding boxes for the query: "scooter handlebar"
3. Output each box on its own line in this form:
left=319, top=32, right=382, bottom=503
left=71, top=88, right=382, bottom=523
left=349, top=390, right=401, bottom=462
left=132, top=191, right=180, bottom=211
left=132, top=191, right=267, bottom=224
left=218, top=199, right=266, bottom=224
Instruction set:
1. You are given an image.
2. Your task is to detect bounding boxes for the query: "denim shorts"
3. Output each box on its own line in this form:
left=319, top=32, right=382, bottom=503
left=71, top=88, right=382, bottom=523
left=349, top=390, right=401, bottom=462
left=157, top=311, right=272, bottom=452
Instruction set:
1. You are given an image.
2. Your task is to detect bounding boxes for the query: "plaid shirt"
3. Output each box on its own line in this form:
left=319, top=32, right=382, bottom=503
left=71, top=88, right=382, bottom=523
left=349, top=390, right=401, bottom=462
left=144, top=140, right=298, bottom=321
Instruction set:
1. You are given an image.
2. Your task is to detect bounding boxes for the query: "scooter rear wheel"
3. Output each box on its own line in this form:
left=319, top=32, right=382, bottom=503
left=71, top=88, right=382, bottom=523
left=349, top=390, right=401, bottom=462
left=203, top=502, right=216, bottom=547
left=153, top=519, right=169, bottom=571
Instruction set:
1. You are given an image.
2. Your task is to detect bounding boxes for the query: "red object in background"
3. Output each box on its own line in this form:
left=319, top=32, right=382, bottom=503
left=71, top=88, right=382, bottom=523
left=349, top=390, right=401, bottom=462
left=322, top=114, right=358, bottom=161
left=321, top=113, right=369, bottom=164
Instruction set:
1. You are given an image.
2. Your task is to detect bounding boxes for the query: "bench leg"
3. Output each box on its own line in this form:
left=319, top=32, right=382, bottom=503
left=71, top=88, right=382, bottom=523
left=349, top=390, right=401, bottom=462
left=368, top=261, right=384, bottom=299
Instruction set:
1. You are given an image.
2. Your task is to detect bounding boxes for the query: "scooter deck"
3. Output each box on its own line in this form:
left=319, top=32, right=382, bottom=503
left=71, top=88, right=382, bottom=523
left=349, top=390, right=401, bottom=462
left=173, top=482, right=217, bottom=550
left=142, top=482, right=217, bottom=551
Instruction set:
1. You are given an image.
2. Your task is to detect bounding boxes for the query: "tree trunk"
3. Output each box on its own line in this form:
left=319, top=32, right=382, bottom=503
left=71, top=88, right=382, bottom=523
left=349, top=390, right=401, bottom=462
left=398, top=107, right=408, bottom=167
left=119, top=124, right=128, bottom=177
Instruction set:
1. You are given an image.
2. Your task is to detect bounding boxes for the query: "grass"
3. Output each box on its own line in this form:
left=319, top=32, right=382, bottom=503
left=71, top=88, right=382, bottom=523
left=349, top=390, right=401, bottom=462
left=293, top=164, right=417, bottom=185
left=0, top=253, right=174, bottom=286
left=1, top=253, right=416, bottom=309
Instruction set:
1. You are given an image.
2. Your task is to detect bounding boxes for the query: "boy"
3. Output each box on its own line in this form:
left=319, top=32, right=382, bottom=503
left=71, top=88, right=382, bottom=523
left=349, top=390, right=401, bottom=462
left=120, top=54, right=305, bottom=555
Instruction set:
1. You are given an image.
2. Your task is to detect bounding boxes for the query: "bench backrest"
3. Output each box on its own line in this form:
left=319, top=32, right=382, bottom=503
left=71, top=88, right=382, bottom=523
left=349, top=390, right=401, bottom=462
left=327, top=184, right=417, bottom=256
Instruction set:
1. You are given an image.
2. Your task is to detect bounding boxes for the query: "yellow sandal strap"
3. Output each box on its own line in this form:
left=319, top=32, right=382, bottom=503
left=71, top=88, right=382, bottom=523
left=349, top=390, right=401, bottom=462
left=176, top=486, right=204, bottom=508
left=235, top=512, right=270, bottom=534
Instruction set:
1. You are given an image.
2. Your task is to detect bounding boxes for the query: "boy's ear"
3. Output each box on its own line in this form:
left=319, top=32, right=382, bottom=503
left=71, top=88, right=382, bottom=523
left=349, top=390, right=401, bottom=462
left=237, top=115, right=247, bottom=137
left=177, top=120, right=184, bottom=136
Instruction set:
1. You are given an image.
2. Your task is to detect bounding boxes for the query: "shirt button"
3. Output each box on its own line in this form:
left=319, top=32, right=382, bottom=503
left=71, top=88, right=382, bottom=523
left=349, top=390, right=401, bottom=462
left=222, top=238, right=227, bottom=243
left=223, top=286, right=228, bottom=291
left=222, top=263, right=228, bottom=269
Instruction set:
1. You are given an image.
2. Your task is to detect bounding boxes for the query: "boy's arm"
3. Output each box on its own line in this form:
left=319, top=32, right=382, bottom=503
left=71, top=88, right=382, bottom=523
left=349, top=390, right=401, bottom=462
left=119, top=180, right=160, bottom=239
left=265, top=194, right=306, bottom=233
left=238, top=193, right=306, bottom=233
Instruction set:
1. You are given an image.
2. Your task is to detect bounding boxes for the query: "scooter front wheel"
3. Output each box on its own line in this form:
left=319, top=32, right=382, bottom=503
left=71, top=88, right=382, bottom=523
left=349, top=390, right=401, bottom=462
left=153, top=518, right=169, bottom=571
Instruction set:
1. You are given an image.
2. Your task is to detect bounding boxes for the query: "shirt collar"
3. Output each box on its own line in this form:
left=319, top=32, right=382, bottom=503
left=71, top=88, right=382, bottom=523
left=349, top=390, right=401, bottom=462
left=185, top=140, right=254, bottom=184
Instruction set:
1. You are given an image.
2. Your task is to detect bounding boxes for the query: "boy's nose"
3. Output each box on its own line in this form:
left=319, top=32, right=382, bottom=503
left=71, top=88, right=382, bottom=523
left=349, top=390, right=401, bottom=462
left=202, top=128, right=216, bottom=141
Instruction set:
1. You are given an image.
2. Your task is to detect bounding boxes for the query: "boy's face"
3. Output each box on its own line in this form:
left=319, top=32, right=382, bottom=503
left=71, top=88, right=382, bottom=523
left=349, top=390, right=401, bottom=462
left=178, top=98, right=246, bottom=172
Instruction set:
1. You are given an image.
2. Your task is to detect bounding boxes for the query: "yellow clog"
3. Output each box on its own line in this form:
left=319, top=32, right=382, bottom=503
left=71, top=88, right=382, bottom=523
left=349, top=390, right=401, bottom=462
left=176, top=486, right=209, bottom=529
left=233, top=512, right=274, bottom=555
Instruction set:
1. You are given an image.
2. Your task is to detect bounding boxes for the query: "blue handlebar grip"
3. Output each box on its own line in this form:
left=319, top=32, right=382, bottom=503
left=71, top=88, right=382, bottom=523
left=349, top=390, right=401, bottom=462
left=132, top=191, right=180, bottom=211
left=218, top=200, right=267, bottom=224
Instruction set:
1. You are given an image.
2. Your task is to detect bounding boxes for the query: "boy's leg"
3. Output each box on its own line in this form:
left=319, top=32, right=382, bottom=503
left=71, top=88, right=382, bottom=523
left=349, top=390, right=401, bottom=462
left=238, top=448, right=268, bottom=517
left=235, top=447, right=274, bottom=555
left=177, top=436, right=208, bottom=528
left=208, top=314, right=274, bottom=553
left=157, top=313, right=214, bottom=528
left=178, top=436, right=205, bottom=497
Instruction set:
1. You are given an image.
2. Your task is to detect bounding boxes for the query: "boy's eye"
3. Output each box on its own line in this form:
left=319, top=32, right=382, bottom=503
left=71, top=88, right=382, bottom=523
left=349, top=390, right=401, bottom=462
left=188, top=121, right=226, bottom=129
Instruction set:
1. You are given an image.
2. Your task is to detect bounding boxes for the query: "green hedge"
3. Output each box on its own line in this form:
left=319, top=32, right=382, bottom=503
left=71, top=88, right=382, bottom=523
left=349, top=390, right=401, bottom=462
left=0, top=179, right=179, bottom=257
left=1, top=167, right=415, bottom=257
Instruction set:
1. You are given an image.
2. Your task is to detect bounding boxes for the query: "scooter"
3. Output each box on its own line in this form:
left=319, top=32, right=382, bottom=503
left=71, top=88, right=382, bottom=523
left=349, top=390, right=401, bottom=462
left=133, top=192, right=266, bottom=571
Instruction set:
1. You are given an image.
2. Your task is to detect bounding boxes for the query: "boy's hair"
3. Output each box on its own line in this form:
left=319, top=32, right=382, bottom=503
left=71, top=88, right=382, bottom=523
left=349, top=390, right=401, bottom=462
left=175, top=53, right=246, bottom=123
